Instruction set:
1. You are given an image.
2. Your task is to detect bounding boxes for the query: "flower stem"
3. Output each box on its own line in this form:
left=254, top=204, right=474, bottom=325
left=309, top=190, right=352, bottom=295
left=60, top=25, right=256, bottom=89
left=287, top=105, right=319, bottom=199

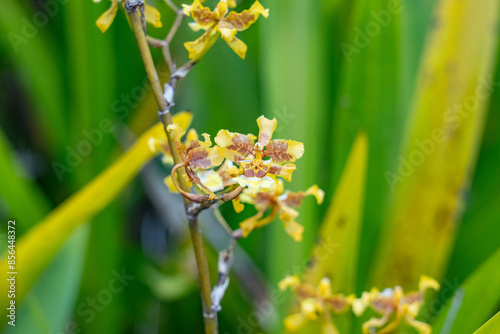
left=125, top=2, right=217, bottom=333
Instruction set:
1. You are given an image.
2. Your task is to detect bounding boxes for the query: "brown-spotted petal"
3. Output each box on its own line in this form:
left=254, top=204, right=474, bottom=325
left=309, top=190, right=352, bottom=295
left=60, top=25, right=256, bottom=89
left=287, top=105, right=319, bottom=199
left=215, top=129, right=255, bottom=162
left=269, top=163, right=296, bottom=182
left=224, top=1, right=269, bottom=32
left=256, top=115, right=277, bottom=147
left=264, top=139, right=304, bottom=163
left=183, top=0, right=220, bottom=28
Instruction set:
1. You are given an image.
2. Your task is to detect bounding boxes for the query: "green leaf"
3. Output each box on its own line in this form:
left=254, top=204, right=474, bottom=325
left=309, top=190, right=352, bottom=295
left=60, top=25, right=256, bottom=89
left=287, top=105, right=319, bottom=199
left=371, top=0, right=499, bottom=289
left=432, top=247, right=500, bottom=333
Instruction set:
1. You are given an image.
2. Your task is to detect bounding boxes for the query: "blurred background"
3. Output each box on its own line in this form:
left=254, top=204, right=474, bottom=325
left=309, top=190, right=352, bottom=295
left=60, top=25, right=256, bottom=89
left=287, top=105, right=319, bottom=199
left=0, top=0, right=499, bottom=333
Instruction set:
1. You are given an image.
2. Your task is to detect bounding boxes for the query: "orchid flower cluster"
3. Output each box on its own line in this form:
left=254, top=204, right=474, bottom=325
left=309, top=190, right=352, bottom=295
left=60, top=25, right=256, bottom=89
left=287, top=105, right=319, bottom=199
left=280, top=274, right=440, bottom=334
left=149, top=115, right=324, bottom=241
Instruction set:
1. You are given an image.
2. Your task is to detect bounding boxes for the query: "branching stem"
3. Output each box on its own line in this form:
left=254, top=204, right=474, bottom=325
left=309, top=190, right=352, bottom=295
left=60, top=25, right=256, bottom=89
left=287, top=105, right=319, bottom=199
left=125, top=1, right=217, bottom=333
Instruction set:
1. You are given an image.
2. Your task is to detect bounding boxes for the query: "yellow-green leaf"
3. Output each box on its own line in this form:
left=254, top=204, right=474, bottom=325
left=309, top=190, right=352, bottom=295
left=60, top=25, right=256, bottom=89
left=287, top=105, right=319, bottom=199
left=371, top=0, right=499, bottom=289
left=304, top=132, right=367, bottom=293
left=0, top=112, right=192, bottom=319
left=475, top=311, right=500, bottom=334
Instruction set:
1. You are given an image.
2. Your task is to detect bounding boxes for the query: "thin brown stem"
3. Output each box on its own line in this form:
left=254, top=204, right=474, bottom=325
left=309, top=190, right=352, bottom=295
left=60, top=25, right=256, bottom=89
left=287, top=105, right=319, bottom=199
left=125, top=2, right=217, bottom=333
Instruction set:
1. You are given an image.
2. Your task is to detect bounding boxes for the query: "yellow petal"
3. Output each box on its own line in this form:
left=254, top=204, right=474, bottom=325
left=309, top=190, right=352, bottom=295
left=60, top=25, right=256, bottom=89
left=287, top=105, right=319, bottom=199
left=419, top=275, right=440, bottom=292
left=269, top=163, right=296, bottom=182
left=256, top=115, right=277, bottom=147
left=278, top=275, right=301, bottom=291
left=318, top=277, right=332, bottom=298
left=144, top=4, right=162, bottom=28
left=96, top=3, right=118, bottom=33
left=166, top=123, right=186, bottom=157
left=305, top=184, right=325, bottom=204
left=300, top=298, right=322, bottom=320
left=184, top=26, right=219, bottom=59
left=217, top=20, right=238, bottom=43
left=227, top=0, right=237, bottom=8
left=284, top=313, right=307, bottom=332
left=215, top=129, right=255, bottom=162
left=283, top=220, right=304, bottom=241
left=196, top=170, right=224, bottom=191
left=232, top=197, right=244, bottom=213
left=234, top=175, right=275, bottom=194
left=264, top=139, right=304, bottom=163
left=224, top=1, right=269, bottom=31
left=224, top=35, right=248, bottom=59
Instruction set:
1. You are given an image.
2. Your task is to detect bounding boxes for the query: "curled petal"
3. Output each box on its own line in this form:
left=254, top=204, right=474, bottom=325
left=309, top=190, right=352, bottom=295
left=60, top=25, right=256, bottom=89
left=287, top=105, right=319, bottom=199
left=264, top=139, right=304, bottom=163
left=184, top=26, right=219, bottom=59
left=256, top=115, right=277, bottom=147
left=239, top=206, right=277, bottom=237
left=269, top=163, right=296, bottom=181
left=215, top=129, right=255, bottom=162
left=283, top=313, right=307, bottom=332
left=144, top=4, right=162, bottom=28
left=96, top=2, right=118, bottom=33
left=166, top=123, right=186, bottom=157
left=232, top=197, right=244, bottom=213
left=280, top=184, right=324, bottom=208
left=278, top=275, right=301, bottom=291
left=419, top=275, right=440, bottom=292
left=183, top=0, right=220, bottom=28
left=224, top=1, right=269, bottom=31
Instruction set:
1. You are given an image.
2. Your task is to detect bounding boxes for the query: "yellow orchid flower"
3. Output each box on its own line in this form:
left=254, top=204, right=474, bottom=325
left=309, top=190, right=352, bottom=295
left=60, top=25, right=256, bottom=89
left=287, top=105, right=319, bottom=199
left=237, top=179, right=324, bottom=241
left=96, top=0, right=163, bottom=33
left=182, top=0, right=269, bottom=59
left=279, top=275, right=355, bottom=333
left=215, top=115, right=304, bottom=191
left=353, top=275, right=440, bottom=334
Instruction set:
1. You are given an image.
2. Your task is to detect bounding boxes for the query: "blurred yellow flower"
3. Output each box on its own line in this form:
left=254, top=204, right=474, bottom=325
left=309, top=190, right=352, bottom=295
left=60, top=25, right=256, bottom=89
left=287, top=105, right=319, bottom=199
left=182, top=0, right=269, bottom=59
left=238, top=179, right=324, bottom=241
left=279, top=275, right=355, bottom=333
left=215, top=115, right=303, bottom=191
left=96, top=0, right=162, bottom=33
left=353, top=275, right=440, bottom=334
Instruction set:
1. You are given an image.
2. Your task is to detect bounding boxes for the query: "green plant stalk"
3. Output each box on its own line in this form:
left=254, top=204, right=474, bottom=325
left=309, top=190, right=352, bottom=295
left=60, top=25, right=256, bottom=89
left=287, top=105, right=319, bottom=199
left=125, top=5, right=217, bottom=334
